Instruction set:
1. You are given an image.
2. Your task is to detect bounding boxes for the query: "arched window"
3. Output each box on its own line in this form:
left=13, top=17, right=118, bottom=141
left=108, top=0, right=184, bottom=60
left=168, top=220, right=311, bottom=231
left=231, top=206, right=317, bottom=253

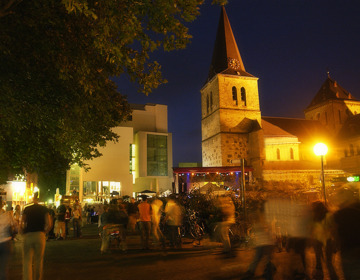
left=232, top=86, right=238, bottom=105
left=210, top=91, right=213, bottom=109
left=276, top=148, right=280, bottom=160
left=241, top=87, right=246, bottom=106
left=206, top=95, right=209, bottom=114
left=350, top=144, right=354, bottom=156
left=344, top=149, right=348, bottom=157
left=290, top=148, right=294, bottom=160
left=316, top=113, right=320, bottom=120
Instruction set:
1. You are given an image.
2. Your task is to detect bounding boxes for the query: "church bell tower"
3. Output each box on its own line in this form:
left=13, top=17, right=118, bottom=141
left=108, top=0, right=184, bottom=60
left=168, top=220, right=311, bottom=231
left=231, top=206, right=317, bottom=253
left=201, top=6, right=262, bottom=167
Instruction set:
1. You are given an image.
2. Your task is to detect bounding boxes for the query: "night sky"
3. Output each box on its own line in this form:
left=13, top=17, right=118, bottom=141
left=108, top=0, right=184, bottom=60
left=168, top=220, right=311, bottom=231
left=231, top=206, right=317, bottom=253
left=115, top=0, right=360, bottom=167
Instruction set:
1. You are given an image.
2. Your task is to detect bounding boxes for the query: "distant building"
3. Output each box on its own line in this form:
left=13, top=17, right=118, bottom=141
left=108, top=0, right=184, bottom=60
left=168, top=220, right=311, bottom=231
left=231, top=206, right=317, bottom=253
left=200, top=7, right=360, bottom=188
left=66, top=103, right=173, bottom=202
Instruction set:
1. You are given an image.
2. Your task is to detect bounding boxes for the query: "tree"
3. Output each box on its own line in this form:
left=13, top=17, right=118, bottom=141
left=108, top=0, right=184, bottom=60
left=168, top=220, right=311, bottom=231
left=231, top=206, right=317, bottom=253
left=0, top=0, right=227, bottom=183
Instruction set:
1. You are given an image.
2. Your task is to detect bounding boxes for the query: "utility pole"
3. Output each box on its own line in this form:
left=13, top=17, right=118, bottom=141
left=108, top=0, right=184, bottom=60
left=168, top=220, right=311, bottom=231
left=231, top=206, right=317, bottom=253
left=241, top=159, right=246, bottom=215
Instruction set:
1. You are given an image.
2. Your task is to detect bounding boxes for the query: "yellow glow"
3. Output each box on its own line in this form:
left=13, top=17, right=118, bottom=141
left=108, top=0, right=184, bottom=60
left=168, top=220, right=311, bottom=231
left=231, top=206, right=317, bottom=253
left=132, top=171, right=136, bottom=184
left=48, top=199, right=53, bottom=204
left=34, top=186, right=39, bottom=193
left=314, top=143, right=328, bottom=156
left=12, top=181, right=26, bottom=195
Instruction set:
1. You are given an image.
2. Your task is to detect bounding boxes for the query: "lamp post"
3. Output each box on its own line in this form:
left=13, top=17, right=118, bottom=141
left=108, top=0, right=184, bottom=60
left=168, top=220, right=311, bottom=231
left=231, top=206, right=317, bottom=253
left=313, top=143, right=328, bottom=205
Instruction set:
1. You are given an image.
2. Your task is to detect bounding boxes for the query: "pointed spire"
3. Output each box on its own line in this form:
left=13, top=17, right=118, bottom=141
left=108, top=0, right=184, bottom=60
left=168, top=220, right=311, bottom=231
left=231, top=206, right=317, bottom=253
left=207, top=6, right=253, bottom=81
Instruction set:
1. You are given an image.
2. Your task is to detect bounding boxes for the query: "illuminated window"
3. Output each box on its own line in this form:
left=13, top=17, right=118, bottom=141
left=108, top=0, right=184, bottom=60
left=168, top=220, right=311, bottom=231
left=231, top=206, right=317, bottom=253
left=69, top=164, right=81, bottom=192
left=83, top=181, right=96, bottom=196
left=232, top=86, right=238, bottom=105
left=241, top=87, right=246, bottom=106
left=102, top=181, right=110, bottom=195
left=129, top=144, right=136, bottom=174
left=147, top=134, right=168, bottom=176
left=290, top=148, right=294, bottom=160
left=277, top=149, right=280, bottom=160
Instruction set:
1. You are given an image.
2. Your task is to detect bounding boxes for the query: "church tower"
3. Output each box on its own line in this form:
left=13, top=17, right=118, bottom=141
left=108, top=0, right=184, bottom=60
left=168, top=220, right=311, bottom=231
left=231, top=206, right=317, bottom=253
left=201, top=7, right=262, bottom=167
left=304, top=74, right=360, bottom=136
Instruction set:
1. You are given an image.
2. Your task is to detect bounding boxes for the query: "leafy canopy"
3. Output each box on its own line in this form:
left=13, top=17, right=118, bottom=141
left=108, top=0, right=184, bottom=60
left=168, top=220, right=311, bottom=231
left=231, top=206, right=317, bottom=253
left=0, top=0, right=227, bottom=182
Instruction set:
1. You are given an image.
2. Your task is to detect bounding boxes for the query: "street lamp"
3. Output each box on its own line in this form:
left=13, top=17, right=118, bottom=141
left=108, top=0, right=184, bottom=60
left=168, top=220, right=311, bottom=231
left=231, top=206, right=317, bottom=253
left=313, top=143, right=328, bottom=204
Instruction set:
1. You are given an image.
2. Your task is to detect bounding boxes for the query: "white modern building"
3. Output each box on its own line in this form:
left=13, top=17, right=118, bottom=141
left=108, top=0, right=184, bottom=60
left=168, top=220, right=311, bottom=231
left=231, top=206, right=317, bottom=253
left=66, top=103, right=173, bottom=203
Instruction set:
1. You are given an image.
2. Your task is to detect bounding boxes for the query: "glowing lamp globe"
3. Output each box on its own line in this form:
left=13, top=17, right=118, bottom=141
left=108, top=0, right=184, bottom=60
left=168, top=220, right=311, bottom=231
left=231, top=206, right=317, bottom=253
left=314, top=143, right=328, bottom=156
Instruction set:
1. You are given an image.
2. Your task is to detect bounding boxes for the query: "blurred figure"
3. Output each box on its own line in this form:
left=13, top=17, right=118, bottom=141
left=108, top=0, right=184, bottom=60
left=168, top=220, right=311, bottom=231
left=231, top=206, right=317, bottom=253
left=0, top=197, right=17, bottom=280
left=127, top=198, right=139, bottom=234
left=64, top=205, right=72, bottom=237
left=14, top=205, right=21, bottom=230
left=100, top=203, right=127, bottom=254
left=21, top=193, right=51, bottom=280
left=310, top=201, right=338, bottom=280
left=138, top=195, right=152, bottom=250
left=13, top=204, right=21, bottom=241
left=332, top=188, right=360, bottom=279
left=164, top=197, right=182, bottom=249
left=47, top=206, right=56, bottom=240
left=284, top=201, right=312, bottom=279
left=264, top=198, right=312, bottom=279
left=118, top=204, right=129, bottom=251
left=242, top=202, right=276, bottom=280
left=216, top=196, right=235, bottom=256
left=151, top=198, right=165, bottom=248
left=56, top=200, right=66, bottom=240
left=72, top=202, right=82, bottom=238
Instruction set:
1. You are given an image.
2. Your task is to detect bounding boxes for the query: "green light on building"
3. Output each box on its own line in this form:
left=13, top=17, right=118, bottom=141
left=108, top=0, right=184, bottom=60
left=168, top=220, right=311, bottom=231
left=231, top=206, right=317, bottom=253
left=347, top=176, right=360, bottom=182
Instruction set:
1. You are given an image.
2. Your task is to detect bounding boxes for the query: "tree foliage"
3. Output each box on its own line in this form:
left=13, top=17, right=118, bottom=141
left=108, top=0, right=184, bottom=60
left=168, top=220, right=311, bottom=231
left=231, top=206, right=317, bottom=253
left=0, top=0, right=227, bottom=183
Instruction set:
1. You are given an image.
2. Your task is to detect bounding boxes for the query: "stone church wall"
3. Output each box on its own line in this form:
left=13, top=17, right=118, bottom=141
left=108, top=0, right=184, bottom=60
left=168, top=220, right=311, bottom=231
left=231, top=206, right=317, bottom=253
left=202, top=134, right=222, bottom=167
left=220, top=133, right=249, bottom=165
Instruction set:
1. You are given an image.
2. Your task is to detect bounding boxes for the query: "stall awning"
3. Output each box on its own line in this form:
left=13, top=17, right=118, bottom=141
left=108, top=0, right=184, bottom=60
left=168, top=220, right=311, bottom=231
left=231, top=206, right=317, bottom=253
left=173, top=166, right=253, bottom=174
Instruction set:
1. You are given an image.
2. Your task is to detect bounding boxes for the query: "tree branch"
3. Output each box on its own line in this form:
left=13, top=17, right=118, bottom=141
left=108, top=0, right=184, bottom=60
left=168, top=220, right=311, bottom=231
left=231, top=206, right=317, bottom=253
left=0, top=0, right=22, bottom=18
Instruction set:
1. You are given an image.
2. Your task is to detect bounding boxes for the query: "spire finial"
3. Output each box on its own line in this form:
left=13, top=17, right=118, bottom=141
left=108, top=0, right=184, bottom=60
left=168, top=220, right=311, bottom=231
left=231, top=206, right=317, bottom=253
left=326, top=67, right=330, bottom=79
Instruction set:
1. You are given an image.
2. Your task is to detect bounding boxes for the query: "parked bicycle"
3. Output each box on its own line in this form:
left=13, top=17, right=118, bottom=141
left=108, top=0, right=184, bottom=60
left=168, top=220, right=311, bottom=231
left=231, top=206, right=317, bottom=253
left=181, top=210, right=206, bottom=241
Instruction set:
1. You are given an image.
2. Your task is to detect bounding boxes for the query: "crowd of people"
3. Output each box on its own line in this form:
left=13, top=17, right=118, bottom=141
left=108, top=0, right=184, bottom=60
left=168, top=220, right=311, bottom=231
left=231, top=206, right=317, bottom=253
left=99, top=195, right=183, bottom=254
left=0, top=194, right=90, bottom=280
left=0, top=186, right=360, bottom=280
left=240, top=188, right=360, bottom=280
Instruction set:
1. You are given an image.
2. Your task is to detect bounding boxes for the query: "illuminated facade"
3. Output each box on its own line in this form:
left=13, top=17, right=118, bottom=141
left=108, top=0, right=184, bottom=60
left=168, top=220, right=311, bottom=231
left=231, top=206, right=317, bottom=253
left=201, top=7, right=360, bottom=187
left=66, top=103, right=173, bottom=202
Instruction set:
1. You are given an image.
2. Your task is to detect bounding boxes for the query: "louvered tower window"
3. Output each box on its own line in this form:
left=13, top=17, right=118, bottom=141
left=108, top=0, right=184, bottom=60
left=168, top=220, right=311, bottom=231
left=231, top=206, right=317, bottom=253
left=232, top=86, right=238, bottom=105
left=241, top=87, right=246, bottom=106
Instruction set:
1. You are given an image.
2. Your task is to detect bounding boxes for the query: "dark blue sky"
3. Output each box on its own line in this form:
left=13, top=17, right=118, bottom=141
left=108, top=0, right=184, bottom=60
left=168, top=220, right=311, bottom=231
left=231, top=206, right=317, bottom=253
left=115, top=0, right=360, bottom=167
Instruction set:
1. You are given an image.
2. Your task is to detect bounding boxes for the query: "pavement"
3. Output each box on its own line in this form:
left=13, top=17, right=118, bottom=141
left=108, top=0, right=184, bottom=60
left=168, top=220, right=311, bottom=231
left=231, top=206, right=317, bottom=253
left=8, top=224, right=347, bottom=280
